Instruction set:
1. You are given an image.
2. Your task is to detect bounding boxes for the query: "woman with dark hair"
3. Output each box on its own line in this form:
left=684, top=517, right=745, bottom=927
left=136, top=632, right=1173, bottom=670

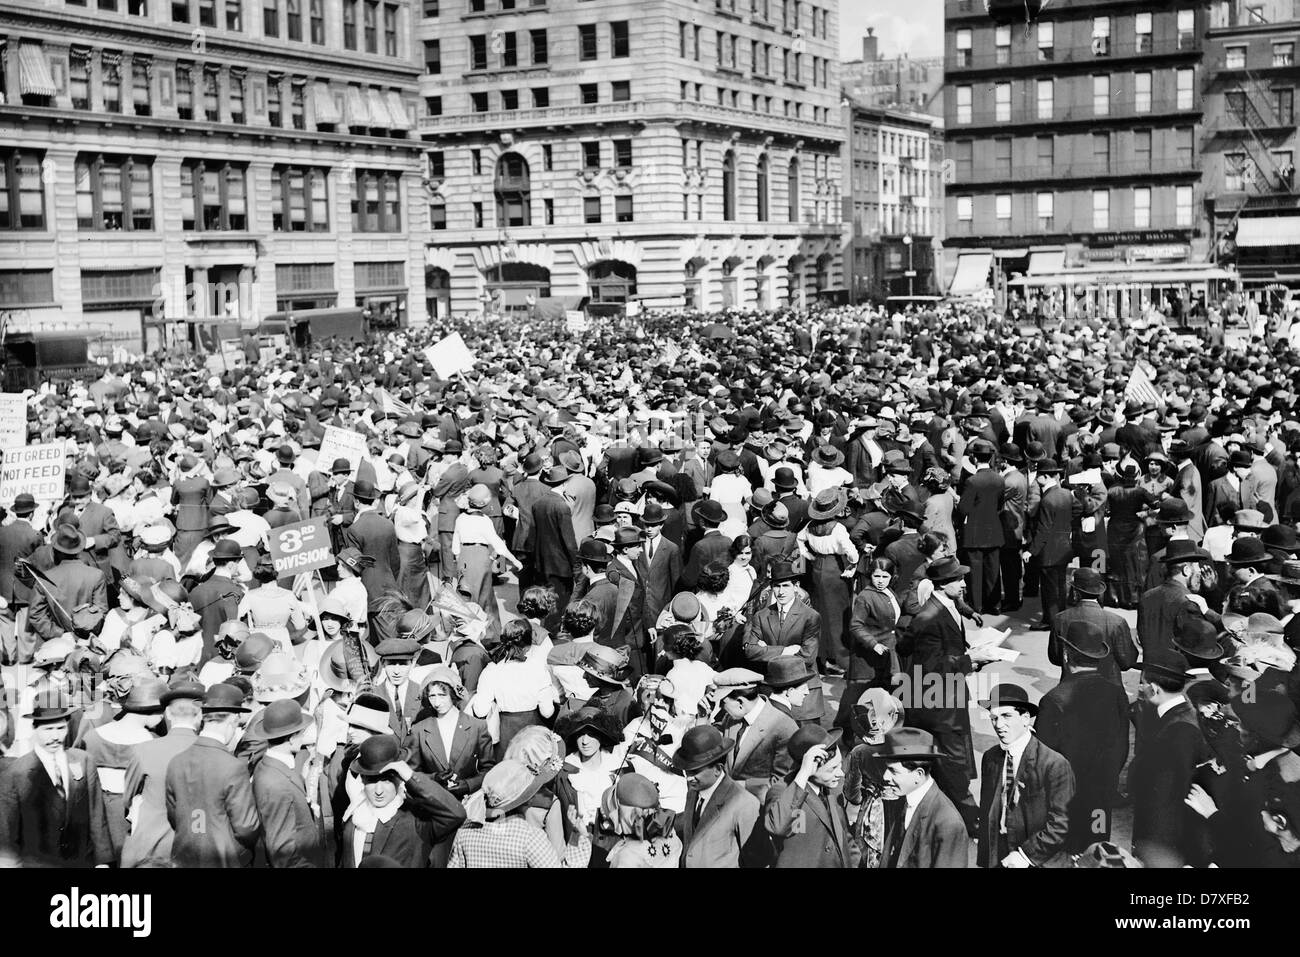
left=839, top=557, right=902, bottom=735
left=556, top=706, right=624, bottom=831
left=694, top=560, right=735, bottom=620
left=725, top=534, right=759, bottom=611
left=1106, top=463, right=1159, bottom=608
left=237, top=555, right=308, bottom=655
left=469, top=619, right=559, bottom=761
left=468, top=444, right=507, bottom=538
left=517, top=585, right=558, bottom=664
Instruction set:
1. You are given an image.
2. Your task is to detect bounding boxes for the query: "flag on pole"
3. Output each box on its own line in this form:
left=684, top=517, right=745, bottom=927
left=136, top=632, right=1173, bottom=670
left=372, top=387, right=412, bottom=418
left=1124, top=362, right=1161, bottom=408
left=661, top=341, right=682, bottom=365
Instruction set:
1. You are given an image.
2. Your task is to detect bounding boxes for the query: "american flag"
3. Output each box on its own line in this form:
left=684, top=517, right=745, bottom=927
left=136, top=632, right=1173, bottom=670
left=372, top=387, right=412, bottom=418
left=661, top=341, right=682, bottom=365
left=1124, top=362, right=1161, bottom=408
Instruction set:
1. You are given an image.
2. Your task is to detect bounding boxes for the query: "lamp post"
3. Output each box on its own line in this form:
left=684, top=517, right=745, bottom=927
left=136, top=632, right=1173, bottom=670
left=902, top=233, right=914, bottom=297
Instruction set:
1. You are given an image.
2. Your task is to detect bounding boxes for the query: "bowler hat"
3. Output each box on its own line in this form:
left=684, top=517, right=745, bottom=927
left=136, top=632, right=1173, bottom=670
left=640, top=502, right=666, bottom=526
left=212, top=538, right=243, bottom=562
left=787, top=725, right=842, bottom=766
left=1036, top=458, right=1063, bottom=475
left=926, top=555, right=970, bottom=584
left=330, top=457, right=352, bottom=475
left=68, top=473, right=92, bottom=496
left=352, top=479, right=378, bottom=502
left=1141, top=648, right=1189, bottom=684
left=671, top=725, right=736, bottom=772
left=980, top=683, right=1038, bottom=716
left=11, top=493, right=36, bottom=516
left=999, top=443, right=1025, bottom=465
left=235, top=633, right=276, bottom=674
left=1061, top=620, right=1109, bottom=660
left=1161, top=539, right=1210, bottom=564
left=29, top=702, right=75, bottom=725
left=695, top=499, right=726, bottom=526
left=1262, top=524, right=1299, bottom=554
left=253, top=699, right=314, bottom=740
left=765, top=656, right=814, bottom=690
left=1070, top=567, right=1107, bottom=597
left=202, top=683, right=250, bottom=713
left=873, top=727, right=944, bottom=761
left=1226, top=536, right=1270, bottom=566
left=579, top=538, right=611, bottom=567
left=354, top=734, right=403, bottom=777
left=772, top=467, right=798, bottom=491
left=1155, top=498, right=1192, bottom=525
left=1173, top=618, right=1224, bottom=662
left=1024, top=441, right=1049, bottom=463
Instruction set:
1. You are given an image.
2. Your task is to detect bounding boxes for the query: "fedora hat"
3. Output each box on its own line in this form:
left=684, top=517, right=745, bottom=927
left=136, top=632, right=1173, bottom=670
left=765, top=656, right=814, bottom=690
left=541, top=465, right=569, bottom=486
left=202, top=683, right=250, bottom=713
left=319, top=637, right=379, bottom=691
left=926, top=555, right=969, bottom=584
left=1036, top=458, right=1063, bottom=475
left=1155, top=498, right=1192, bottom=525
left=1061, top=619, right=1109, bottom=660
left=1161, top=539, right=1210, bottom=564
left=873, top=727, right=944, bottom=762
left=1232, top=509, right=1269, bottom=531
left=52, top=524, right=87, bottom=556
left=160, top=675, right=206, bottom=705
left=1226, top=536, right=1270, bottom=566
left=29, top=702, right=75, bottom=725
left=695, top=499, right=727, bottom=526
left=979, top=683, right=1038, bottom=716
left=1141, top=648, right=1189, bottom=684
left=354, top=733, right=404, bottom=777
left=1173, top=618, right=1224, bottom=662
left=1262, top=524, right=1299, bottom=554
left=786, top=725, right=843, bottom=765
left=251, top=699, right=314, bottom=741
left=671, top=725, right=736, bottom=772
left=482, top=759, right=558, bottom=818
left=769, top=560, right=802, bottom=584
left=578, top=645, right=629, bottom=687
left=808, top=487, right=846, bottom=521
left=1069, top=567, right=1107, bottom=597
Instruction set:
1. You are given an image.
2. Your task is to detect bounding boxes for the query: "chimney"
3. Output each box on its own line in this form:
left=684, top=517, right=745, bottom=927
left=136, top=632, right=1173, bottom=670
left=862, top=27, right=878, bottom=62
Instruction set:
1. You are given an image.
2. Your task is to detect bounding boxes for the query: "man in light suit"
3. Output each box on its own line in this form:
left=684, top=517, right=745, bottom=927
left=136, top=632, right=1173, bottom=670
left=975, top=684, right=1074, bottom=868
left=29, top=525, right=109, bottom=644
left=673, top=725, right=760, bottom=868
left=956, top=438, right=1006, bottom=614
left=763, top=724, right=852, bottom=868
left=715, top=668, right=797, bottom=802
left=559, top=449, right=597, bottom=544
left=1170, top=440, right=1207, bottom=543
left=877, top=727, right=969, bottom=868
left=1242, top=437, right=1278, bottom=518
left=741, top=562, right=825, bottom=726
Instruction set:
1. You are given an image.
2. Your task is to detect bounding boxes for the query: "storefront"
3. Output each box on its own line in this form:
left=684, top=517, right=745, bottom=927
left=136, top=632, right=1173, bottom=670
left=80, top=268, right=160, bottom=357
left=354, top=260, right=408, bottom=329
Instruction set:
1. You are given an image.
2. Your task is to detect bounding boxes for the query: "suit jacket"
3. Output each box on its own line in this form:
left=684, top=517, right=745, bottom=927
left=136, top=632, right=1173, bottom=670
left=1207, top=475, right=1243, bottom=525
left=526, top=492, right=580, bottom=579
left=1048, top=601, right=1138, bottom=687
left=407, top=709, right=495, bottom=797
left=431, top=463, right=471, bottom=534
left=337, top=771, right=467, bottom=868
left=1000, top=468, right=1029, bottom=543
left=343, top=510, right=401, bottom=601
left=681, top=530, right=734, bottom=591
left=171, top=477, right=213, bottom=533
left=165, top=735, right=261, bottom=867
left=957, top=467, right=1006, bottom=549
left=880, top=781, right=969, bottom=868
left=561, top=474, right=597, bottom=543
left=1028, top=485, right=1076, bottom=566
left=899, top=595, right=972, bottom=731
left=976, top=736, right=1074, bottom=867
left=637, top=535, right=682, bottom=630
left=188, top=574, right=245, bottom=663
left=374, top=677, right=426, bottom=742
left=0, top=748, right=113, bottom=866
left=508, top=476, right=547, bottom=552
left=605, top=559, right=645, bottom=649
left=0, top=519, right=42, bottom=605
left=1174, top=462, right=1207, bottom=542
left=29, top=558, right=109, bottom=641
left=742, top=601, right=825, bottom=722
left=1034, top=673, right=1130, bottom=816
left=252, top=755, right=324, bottom=868
left=121, top=727, right=199, bottom=868
left=677, top=773, right=759, bottom=869
left=1137, top=580, right=1220, bottom=663
left=846, top=587, right=900, bottom=684
left=778, top=493, right=810, bottom=533
left=1130, top=699, right=1213, bottom=867
left=750, top=529, right=798, bottom=581
left=763, top=781, right=852, bottom=868
left=1242, top=457, right=1278, bottom=516
left=722, top=702, right=797, bottom=801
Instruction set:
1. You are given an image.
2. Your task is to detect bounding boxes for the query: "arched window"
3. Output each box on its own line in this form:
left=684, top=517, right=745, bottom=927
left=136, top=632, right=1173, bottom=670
left=588, top=260, right=638, bottom=303
left=494, top=152, right=531, bottom=227
left=722, top=150, right=736, bottom=221
left=756, top=154, right=769, bottom=221
left=788, top=157, right=800, bottom=222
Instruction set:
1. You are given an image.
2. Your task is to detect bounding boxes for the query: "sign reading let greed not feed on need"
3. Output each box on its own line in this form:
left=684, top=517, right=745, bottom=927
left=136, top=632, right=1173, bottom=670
left=0, top=442, right=67, bottom=506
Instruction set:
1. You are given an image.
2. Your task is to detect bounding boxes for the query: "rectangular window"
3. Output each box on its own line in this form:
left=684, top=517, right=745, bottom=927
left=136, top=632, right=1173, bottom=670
left=1178, top=9, right=1196, bottom=49
left=471, top=149, right=481, bottom=176
left=1134, top=128, right=1151, bottom=170
left=350, top=169, right=400, bottom=232
left=579, top=24, right=598, bottom=61
left=429, top=201, right=446, bottom=229
left=176, top=64, right=194, bottom=119
left=611, top=21, right=629, bottom=58
left=470, top=35, right=487, bottom=70
left=272, top=165, right=328, bottom=231
left=584, top=196, right=601, bottom=223
left=1133, top=186, right=1151, bottom=228
left=956, top=85, right=971, bottom=124
left=428, top=152, right=444, bottom=178
left=423, top=0, right=437, bottom=14
left=1275, top=88, right=1295, bottom=125
left=1135, top=72, right=1151, bottom=113
left=1176, top=185, right=1193, bottom=226
left=204, top=69, right=220, bottom=121
left=614, top=139, right=632, bottom=167
left=383, top=3, right=397, bottom=56
left=531, top=29, right=548, bottom=65
left=1092, top=16, right=1110, bottom=56
left=286, top=0, right=301, bottom=40
left=76, top=155, right=154, bottom=230
left=501, top=89, right=518, bottom=110
left=470, top=91, right=488, bottom=112
left=611, top=80, right=630, bottom=102
left=1177, top=69, right=1194, bottom=110
left=995, top=24, right=1010, bottom=65
left=70, top=53, right=90, bottom=110
left=542, top=145, right=552, bottom=170
left=343, top=0, right=357, bottom=48
left=472, top=202, right=483, bottom=228
left=132, top=59, right=151, bottom=116
left=994, top=137, right=1011, bottom=178
left=1276, top=42, right=1295, bottom=67
left=172, top=0, right=190, bottom=21
left=264, top=0, right=279, bottom=35
left=181, top=160, right=247, bottom=231
left=955, top=28, right=971, bottom=68
left=995, top=193, right=1011, bottom=221
left=1135, top=12, right=1152, bottom=53
left=532, top=87, right=549, bottom=108
left=425, top=39, right=441, bottom=73
left=995, top=82, right=1010, bottom=122
left=1092, top=189, right=1109, bottom=229
left=681, top=22, right=690, bottom=59
left=1227, top=89, right=1247, bottom=123
left=502, top=32, right=517, bottom=67
left=0, top=151, right=48, bottom=230
left=1036, top=78, right=1053, bottom=120
left=198, top=0, right=215, bottom=25
left=1093, top=131, right=1110, bottom=171
left=102, top=56, right=122, bottom=113
left=1036, top=191, right=1052, bottom=227
left=425, top=95, right=441, bottom=115
left=227, top=0, right=243, bottom=29
left=582, top=141, right=600, bottom=169
left=580, top=83, right=598, bottom=104
left=267, top=78, right=280, bottom=125
left=1226, top=45, right=1246, bottom=70
left=615, top=194, right=633, bottom=222
left=1226, top=152, right=1247, bottom=191
left=229, top=73, right=245, bottom=123
left=1093, top=74, right=1110, bottom=116
left=1037, top=21, right=1053, bottom=61
left=1176, top=126, right=1193, bottom=167
left=1036, top=134, right=1053, bottom=171
left=363, top=1, right=377, bottom=53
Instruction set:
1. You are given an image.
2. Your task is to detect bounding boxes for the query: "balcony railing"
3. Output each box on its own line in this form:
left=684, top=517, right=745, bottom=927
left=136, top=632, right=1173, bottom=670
left=419, top=100, right=645, bottom=131
left=956, top=158, right=1198, bottom=185
left=948, top=36, right=1200, bottom=72
left=951, top=98, right=1199, bottom=127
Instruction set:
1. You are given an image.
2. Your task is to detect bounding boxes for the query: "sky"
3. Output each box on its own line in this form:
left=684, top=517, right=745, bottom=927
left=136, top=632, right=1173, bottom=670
left=840, top=0, right=944, bottom=62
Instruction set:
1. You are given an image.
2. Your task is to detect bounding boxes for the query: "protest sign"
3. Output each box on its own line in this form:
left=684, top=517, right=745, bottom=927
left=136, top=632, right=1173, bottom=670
left=424, top=332, right=476, bottom=379
left=268, top=518, right=336, bottom=577
left=0, top=394, right=27, bottom=449
left=0, top=442, right=67, bottom=505
left=318, top=426, right=368, bottom=479
left=565, top=311, right=589, bottom=333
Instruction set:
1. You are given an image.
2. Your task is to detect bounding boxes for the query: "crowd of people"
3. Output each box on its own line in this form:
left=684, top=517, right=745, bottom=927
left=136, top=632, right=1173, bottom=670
left=1, top=298, right=1299, bottom=869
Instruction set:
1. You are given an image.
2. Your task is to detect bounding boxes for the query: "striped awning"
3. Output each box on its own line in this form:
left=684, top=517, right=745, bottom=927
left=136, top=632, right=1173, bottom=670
left=19, top=43, right=57, bottom=97
left=312, top=82, right=341, bottom=125
left=384, top=91, right=412, bottom=131
left=344, top=86, right=370, bottom=128
left=366, top=88, right=394, bottom=129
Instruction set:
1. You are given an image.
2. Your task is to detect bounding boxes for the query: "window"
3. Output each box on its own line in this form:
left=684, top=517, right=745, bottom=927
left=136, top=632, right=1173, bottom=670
left=956, top=85, right=971, bottom=124
left=470, top=91, right=488, bottom=112
left=425, top=95, right=442, bottom=115
left=955, top=29, right=971, bottom=68
left=956, top=195, right=972, bottom=222
left=994, top=137, right=1011, bottom=178
left=495, top=153, right=531, bottom=226
left=470, top=35, right=487, bottom=70
left=995, top=24, right=1010, bottom=65
left=1275, top=88, right=1295, bottom=125
left=1178, top=9, right=1196, bottom=49
left=1227, top=89, right=1247, bottom=123
left=501, top=89, right=518, bottom=110
left=198, top=0, right=215, bottom=25
left=472, top=202, right=483, bottom=227
left=611, top=81, right=630, bottom=102
left=267, top=77, right=281, bottom=125
left=1037, top=21, right=1053, bottom=61
left=429, top=200, right=446, bottom=229
left=1134, top=129, right=1152, bottom=170
left=286, top=0, right=301, bottom=40
left=615, top=195, right=633, bottom=222
left=1036, top=192, right=1052, bottom=227
left=1177, top=69, right=1194, bottom=110
left=754, top=153, right=768, bottom=220
left=471, top=149, right=481, bottom=175
left=1134, top=72, right=1151, bottom=113
left=308, top=0, right=324, bottom=42
left=427, top=153, right=444, bottom=179
left=383, top=3, right=397, bottom=56
left=172, top=0, right=190, bottom=21
left=70, top=53, right=90, bottom=110
left=132, top=59, right=151, bottom=116
left=350, top=169, right=401, bottom=232
left=681, top=22, right=690, bottom=59
left=343, top=0, right=357, bottom=48
left=788, top=157, right=799, bottom=221
left=363, top=0, right=377, bottom=53
left=584, top=196, right=601, bottom=223
left=272, top=165, right=328, bottom=231
left=469, top=0, right=483, bottom=9
left=580, top=83, right=598, bottom=104
left=1093, top=131, right=1110, bottom=171
left=1276, top=43, right=1295, bottom=67
left=1274, top=150, right=1294, bottom=189
left=1092, top=189, right=1109, bottom=229
left=611, top=21, right=629, bottom=58
left=102, top=55, right=122, bottom=113
left=532, top=87, right=549, bottom=108
left=1093, top=74, right=1110, bottom=116
left=176, top=63, right=194, bottom=119
left=1131, top=186, right=1150, bottom=228
left=544, top=198, right=553, bottom=224
left=1092, top=16, right=1110, bottom=56
left=1036, top=78, right=1053, bottom=120
left=1135, top=12, right=1152, bottom=53
left=995, top=82, right=1011, bottom=122
left=1226, top=46, right=1246, bottom=70
left=229, top=72, right=244, bottom=123
left=423, top=0, right=437, bottom=14
left=542, top=145, right=552, bottom=170
left=614, top=139, right=632, bottom=167
left=425, top=39, right=441, bottom=73
left=0, top=151, right=47, bottom=230
left=722, top=150, right=736, bottom=220
left=1226, top=152, right=1247, bottom=191
left=579, top=24, right=597, bottom=60
left=502, top=32, right=517, bottom=67
left=1176, top=185, right=1193, bottom=227
left=75, top=155, right=152, bottom=230
left=264, top=0, right=280, bottom=35
left=995, top=193, right=1011, bottom=221
left=181, top=160, right=247, bottom=231
left=204, top=69, right=220, bottom=121
left=582, top=141, right=600, bottom=170
left=1175, top=127, right=1194, bottom=167
left=531, top=28, right=547, bottom=65
left=1036, top=135, right=1053, bottom=172
left=226, top=0, right=243, bottom=29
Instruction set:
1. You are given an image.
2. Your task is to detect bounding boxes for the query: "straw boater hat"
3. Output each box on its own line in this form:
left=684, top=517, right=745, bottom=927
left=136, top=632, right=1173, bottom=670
left=482, top=759, right=558, bottom=819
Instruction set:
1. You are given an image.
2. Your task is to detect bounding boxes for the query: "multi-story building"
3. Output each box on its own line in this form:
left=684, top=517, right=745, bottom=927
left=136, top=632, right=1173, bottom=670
left=1201, top=0, right=1300, bottom=292
left=942, top=0, right=1211, bottom=306
left=842, top=100, right=944, bottom=302
left=0, top=0, right=427, bottom=354
left=415, top=0, right=844, bottom=317
left=842, top=28, right=943, bottom=116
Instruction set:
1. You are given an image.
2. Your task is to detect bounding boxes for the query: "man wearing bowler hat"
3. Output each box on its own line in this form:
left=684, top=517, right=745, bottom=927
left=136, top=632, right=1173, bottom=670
left=1137, top=540, right=1222, bottom=663
left=29, top=524, right=109, bottom=645
left=524, top=465, right=582, bottom=621
left=249, top=699, right=323, bottom=867
left=165, top=683, right=261, bottom=868
left=637, top=502, right=682, bottom=636
left=742, top=561, right=825, bottom=726
left=763, top=724, right=851, bottom=868
left=187, top=538, right=247, bottom=662
left=342, top=479, right=402, bottom=609
left=876, top=727, right=969, bottom=868
left=1025, top=458, right=1077, bottom=630
left=680, top=499, right=733, bottom=591
left=673, top=724, right=760, bottom=868
left=976, top=684, right=1074, bottom=868
left=0, top=492, right=43, bottom=665
left=1048, top=567, right=1137, bottom=687
left=1224, top=535, right=1285, bottom=617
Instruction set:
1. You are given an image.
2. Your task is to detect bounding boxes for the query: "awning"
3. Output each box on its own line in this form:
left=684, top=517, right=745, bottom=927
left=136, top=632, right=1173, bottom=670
left=18, top=43, right=57, bottom=97
left=312, top=82, right=341, bottom=125
left=1236, top=216, right=1300, bottom=248
left=344, top=86, right=371, bottom=128
left=1028, top=250, right=1066, bottom=274
left=948, top=252, right=993, bottom=296
left=366, top=88, right=394, bottom=129
left=384, top=91, right=412, bottom=131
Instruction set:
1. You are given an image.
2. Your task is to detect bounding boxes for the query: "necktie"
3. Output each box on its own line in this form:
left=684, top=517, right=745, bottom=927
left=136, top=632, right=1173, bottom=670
left=1001, top=751, right=1016, bottom=832
left=646, top=539, right=654, bottom=563
left=778, top=604, right=787, bottom=626
left=692, top=793, right=706, bottom=829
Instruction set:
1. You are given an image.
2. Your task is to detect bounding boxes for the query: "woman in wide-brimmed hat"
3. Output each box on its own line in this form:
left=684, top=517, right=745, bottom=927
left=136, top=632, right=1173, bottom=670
left=556, top=705, right=624, bottom=830
left=807, top=444, right=852, bottom=497
left=844, top=688, right=906, bottom=869
left=446, top=758, right=563, bottom=868
left=797, top=487, right=860, bottom=676
left=452, top=483, right=521, bottom=644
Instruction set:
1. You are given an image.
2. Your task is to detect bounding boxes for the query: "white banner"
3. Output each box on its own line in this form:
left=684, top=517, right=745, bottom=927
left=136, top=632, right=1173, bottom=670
left=0, top=442, right=67, bottom=506
left=423, top=332, right=476, bottom=379
left=317, top=426, right=368, bottom=479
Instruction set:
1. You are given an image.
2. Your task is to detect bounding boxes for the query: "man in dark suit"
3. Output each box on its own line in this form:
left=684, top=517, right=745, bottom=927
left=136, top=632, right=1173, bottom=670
left=506, top=452, right=547, bottom=590
left=1137, top=541, right=1221, bottom=662
left=673, top=725, right=760, bottom=869
left=877, top=727, right=970, bottom=868
left=715, top=668, right=798, bottom=802
left=61, top=471, right=130, bottom=578
left=406, top=669, right=495, bottom=796
left=763, top=725, right=851, bottom=868
left=187, top=539, right=246, bottom=663
left=342, top=480, right=401, bottom=606
left=680, top=499, right=733, bottom=591
left=573, top=538, right=619, bottom=642
left=606, top=526, right=648, bottom=677
left=1128, top=650, right=1214, bottom=868
left=0, top=702, right=113, bottom=867
left=29, top=525, right=109, bottom=644
left=1035, top=627, right=1131, bottom=851
left=772, top=468, right=809, bottom=532
left=372, top=637, right=427, bottom=742
left=742, top=562, right=825, bottom=726
left=637, top=503, right=682, bottom=633
left=998, top=443, right=1031, bottom=611
left=1048, top=569, right=1138, bottom=686
left=524, top=466, right=581, bottom=621
left=0, top=493, right=43, bottom=665
left=312, top=458, right=357, bottom=554
left=956, top=439, right=1006, bottom=614
left=975, top=684, right=1074, bottom=868
left=166, top=684, right=260, bottom=868
left=250, top=700, right=324, bottom=868
left=1026, top=459, right=1077, bottom=630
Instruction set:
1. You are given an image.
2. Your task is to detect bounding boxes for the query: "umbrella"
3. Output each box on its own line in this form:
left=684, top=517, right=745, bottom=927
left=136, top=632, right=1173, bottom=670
left=703, top=323, right=736, bottom=341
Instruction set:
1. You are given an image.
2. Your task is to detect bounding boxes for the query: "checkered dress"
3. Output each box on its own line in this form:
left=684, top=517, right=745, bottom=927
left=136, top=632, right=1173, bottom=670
left=446, top=818, right=563, bottom=868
